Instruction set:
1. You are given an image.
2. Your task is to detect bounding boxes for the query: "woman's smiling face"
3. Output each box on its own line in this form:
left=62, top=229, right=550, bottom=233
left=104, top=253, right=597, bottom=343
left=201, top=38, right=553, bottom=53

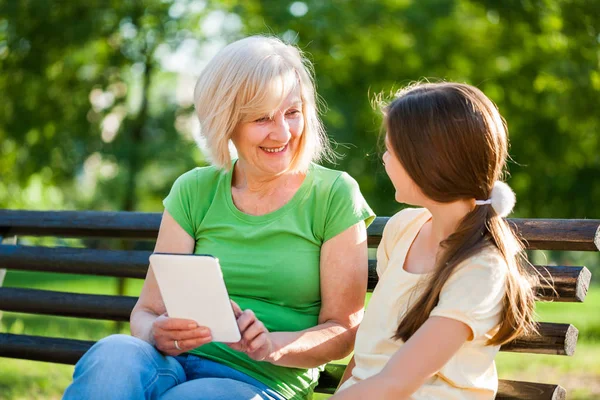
left=231, top=86, right=304, bottom=177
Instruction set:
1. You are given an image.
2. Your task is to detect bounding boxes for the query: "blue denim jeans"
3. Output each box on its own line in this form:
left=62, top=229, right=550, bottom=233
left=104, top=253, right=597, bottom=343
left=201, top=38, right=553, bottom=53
left=62, top=334, right=286, bottom=400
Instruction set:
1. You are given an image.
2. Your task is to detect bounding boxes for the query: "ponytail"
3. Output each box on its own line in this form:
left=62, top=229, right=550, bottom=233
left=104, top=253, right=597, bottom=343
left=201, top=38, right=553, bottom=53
left=395, top=207, right=538, bottom=346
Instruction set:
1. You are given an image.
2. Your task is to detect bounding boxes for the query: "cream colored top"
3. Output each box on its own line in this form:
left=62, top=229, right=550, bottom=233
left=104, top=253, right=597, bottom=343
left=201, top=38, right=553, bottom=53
left=339, top=208, right=508, bottom=399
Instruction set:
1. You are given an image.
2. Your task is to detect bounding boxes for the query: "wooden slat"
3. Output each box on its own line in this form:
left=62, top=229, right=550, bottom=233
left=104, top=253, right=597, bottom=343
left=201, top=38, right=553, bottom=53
left=0, top=288, right=578, bottom=355
left=0, top=333, right=94, bottom=365
left=0, top=288, right=136, bottom=321
left=0, top=335, right=566, bottom=399
left=496, top=380, right=566, bottom=400
left=1, top=210, right=599, bottom=251
left=502, top=323, right=578, bottom=356
left=0, top=245, right=591, bottom=302
left=315, top=363, right=565, bottom=399
left=366, top=216, right=388, bottom=247
left=512, top=218, right=600, bottom=252
left=367, top=259, right=591, bottom=302
left=0, top=245, right=149, bottom=279
left=535, top=265, right=592, bottom=303
left=368, top=216, right=600, bottom=251
left=0, top=210, right=161, bottom=239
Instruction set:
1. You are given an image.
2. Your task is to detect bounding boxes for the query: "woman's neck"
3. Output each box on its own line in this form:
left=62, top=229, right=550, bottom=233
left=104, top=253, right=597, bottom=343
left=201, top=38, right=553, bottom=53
left=232, top=160, right=296, bottom=197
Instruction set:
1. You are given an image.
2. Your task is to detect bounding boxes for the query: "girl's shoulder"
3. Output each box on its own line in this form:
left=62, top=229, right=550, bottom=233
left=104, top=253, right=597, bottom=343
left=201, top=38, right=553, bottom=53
left=388, top=207, right=429, bottom=225
left=382, top=207, right=430, bottom=245
left=451, top=245, right=509, bottom=284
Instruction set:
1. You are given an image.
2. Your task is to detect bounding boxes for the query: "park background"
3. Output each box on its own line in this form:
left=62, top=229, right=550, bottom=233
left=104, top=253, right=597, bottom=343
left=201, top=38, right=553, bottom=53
left=0, top=0, right=599, bottom=398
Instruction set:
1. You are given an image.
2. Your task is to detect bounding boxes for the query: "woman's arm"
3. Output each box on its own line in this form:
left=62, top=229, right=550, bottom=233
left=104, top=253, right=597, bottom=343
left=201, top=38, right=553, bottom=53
left=130, top=210, right=212, bottom=354
left=233, top=221, right=368, bottom=368
left=331, top=316, right=471, bottom=399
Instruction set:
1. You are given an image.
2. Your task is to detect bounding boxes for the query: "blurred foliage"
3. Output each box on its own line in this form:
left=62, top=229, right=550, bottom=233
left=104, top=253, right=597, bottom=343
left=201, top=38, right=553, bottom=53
left=0, top=0, right=215, bottom=212
left=230, top=0, right=600, bottom=218
left=0, top=0, right=599, bottom=218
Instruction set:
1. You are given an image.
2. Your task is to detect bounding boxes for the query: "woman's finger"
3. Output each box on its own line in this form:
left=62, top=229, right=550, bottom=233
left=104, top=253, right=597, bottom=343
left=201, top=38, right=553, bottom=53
left=247, top=331, right=268, bottom=353
left=167, top=327, right=211, bottom=341
left=242, top=319, right=266, bottom=343
left=154, top=328, right=211, bottom=349
left=230, top=300, right=243, bottom=318
left=236, top=309, right=257, bottom=332
left=176, top=335, right=213, bottom=352
left=154, top=316, right=198, bottom=331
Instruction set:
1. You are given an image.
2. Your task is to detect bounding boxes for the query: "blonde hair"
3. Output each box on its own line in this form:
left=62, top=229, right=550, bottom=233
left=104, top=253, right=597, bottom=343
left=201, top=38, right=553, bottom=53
left=193, top=35, right=332, bottom=172
left=385, top=82, right=538, bottom=346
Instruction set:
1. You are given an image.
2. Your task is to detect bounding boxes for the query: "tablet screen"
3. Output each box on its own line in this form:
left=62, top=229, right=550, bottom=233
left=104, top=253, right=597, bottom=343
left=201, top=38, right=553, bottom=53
left=149, top=253, right=241, bottom=343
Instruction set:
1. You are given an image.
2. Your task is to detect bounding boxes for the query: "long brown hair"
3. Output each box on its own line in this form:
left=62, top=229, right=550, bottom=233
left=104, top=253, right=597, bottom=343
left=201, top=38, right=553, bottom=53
left=385, top=82, right=538, bottom=345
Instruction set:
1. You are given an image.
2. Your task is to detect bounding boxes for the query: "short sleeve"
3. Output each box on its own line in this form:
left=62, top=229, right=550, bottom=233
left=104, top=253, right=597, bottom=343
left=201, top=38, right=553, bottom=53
left=322, top=172, right=375, bottom=242
left=162, top=169, right=200, bottom=239
left=429, top=251, right=508, bottom=340
left=375, top=234, right=390, bottom=278
left=376, top=212, right=402, bottom=277
left=376, top=208, right=429, bottom=277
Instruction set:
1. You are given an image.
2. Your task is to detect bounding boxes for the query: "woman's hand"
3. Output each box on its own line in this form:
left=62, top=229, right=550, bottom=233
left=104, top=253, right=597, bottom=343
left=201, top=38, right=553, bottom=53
left=228, top=301, right=275, bottom=362
left=151, top=313, right=213, bottom=356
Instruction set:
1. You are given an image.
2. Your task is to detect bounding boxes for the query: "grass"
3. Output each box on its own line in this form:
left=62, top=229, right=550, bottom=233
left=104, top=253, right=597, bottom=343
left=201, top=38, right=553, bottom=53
left=1, top=271, right=599, bottom=399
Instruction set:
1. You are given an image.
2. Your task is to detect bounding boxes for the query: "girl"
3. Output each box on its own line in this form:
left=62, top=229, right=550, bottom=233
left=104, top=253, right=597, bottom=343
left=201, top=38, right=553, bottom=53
left=332, top=82, right=538, bottom=399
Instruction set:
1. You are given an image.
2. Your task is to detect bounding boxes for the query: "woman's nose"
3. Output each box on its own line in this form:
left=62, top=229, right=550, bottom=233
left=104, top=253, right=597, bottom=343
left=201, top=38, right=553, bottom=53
left=270, top=113, right=291, bottom=142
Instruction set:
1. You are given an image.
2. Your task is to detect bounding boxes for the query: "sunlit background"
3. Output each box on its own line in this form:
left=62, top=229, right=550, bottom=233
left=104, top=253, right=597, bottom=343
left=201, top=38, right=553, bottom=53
left=0, top=0, right=599, bottom=398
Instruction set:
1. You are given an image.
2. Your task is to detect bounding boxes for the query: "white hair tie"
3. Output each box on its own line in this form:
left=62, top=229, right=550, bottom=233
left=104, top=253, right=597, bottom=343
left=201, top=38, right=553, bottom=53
left=475, top=181, right=516, bottom=217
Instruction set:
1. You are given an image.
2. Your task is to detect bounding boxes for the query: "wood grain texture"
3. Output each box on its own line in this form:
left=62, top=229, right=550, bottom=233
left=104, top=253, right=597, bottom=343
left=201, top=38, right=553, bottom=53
left=315, top=364, right=566, bottom=399
left=0, top=287, right=578, bottom=355
left=1, top=210, right=599, bottom=251
left=0, top=245, right=591, bottom=302
left=366, top=259, right=591, bottom=302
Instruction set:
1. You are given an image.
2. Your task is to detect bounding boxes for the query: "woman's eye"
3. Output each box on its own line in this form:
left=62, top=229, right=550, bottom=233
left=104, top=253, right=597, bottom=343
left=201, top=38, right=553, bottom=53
left=286, top=110, right=300, bottom=116
left=255, top=116, right=270, bottom=123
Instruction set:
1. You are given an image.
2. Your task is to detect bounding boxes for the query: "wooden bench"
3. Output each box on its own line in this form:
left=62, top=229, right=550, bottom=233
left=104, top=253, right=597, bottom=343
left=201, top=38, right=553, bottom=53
left=0, top=210, right=597, bottom=399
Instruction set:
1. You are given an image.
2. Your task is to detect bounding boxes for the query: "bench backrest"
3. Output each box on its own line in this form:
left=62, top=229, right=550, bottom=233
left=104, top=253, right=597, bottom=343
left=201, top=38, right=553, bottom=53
left=0, top=210, right=598, bottom=399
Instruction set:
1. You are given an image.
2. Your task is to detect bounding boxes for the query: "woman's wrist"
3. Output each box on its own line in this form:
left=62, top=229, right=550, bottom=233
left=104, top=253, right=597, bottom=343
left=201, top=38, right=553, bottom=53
left=262, top=332, right=282, bottom=363
left=130, top=309, right=159, bottom=346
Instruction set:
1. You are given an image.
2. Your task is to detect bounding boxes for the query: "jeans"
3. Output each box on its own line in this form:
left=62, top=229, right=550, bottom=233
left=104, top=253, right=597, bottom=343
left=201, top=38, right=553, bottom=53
left=62, top=334, right=286, bottom=400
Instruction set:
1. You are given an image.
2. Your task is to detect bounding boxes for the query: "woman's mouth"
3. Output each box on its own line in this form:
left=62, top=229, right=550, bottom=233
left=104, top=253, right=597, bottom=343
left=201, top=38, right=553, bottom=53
left=260, top=144, right=287, bottom=153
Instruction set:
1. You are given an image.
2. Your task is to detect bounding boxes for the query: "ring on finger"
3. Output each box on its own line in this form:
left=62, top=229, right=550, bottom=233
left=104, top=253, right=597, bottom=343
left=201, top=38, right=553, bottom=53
left=174, top=339, right=182, bottom=351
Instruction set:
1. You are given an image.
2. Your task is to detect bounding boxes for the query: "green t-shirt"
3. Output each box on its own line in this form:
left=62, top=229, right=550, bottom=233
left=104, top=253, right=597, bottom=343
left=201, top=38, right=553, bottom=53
left=163, top=161, right=375, bottom=399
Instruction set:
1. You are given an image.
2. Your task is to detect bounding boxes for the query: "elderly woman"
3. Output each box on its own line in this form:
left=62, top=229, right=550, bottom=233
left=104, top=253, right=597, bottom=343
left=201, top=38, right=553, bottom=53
left=63, top=36, right=374, bottom=400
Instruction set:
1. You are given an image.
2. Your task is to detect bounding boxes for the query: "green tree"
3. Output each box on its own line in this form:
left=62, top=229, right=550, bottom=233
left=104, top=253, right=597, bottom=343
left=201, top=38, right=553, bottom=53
left=0, top=1, right=212, bottom=212
left=226, top=0, right=600, bottom=218
left=1, top=0, right=598, bottom=220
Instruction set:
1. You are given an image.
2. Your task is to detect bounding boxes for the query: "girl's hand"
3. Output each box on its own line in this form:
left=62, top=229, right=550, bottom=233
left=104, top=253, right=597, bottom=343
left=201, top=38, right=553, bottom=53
left=151, top=313, right=212, bottom=356
left=228, top=301, right=275, bottom=362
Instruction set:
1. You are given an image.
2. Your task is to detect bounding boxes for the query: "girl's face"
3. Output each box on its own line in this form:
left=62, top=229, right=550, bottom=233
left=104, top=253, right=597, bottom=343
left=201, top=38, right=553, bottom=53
left=231, top=87, right=304, bottom=177
left=383, top=134, right=425, bottom=206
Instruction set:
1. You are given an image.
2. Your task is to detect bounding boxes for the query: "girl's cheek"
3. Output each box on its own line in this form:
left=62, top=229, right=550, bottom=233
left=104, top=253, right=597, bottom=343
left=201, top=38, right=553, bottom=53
left=384, top=163, right=394, bottom=181
left=383, top=153, right=393, bottom=177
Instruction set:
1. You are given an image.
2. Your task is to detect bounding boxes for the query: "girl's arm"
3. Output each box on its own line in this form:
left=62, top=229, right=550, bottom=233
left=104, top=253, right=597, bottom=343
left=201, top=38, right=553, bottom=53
left=232, top=221, right=369, bottom=368
left=338, top=355, right=356, bottom=389
left=332, top=316, right=471, bottom=399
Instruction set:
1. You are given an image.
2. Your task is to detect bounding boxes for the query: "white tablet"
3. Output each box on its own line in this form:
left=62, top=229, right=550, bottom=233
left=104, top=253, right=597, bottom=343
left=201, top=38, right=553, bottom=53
left=149, top=253, right=241, bottom=343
